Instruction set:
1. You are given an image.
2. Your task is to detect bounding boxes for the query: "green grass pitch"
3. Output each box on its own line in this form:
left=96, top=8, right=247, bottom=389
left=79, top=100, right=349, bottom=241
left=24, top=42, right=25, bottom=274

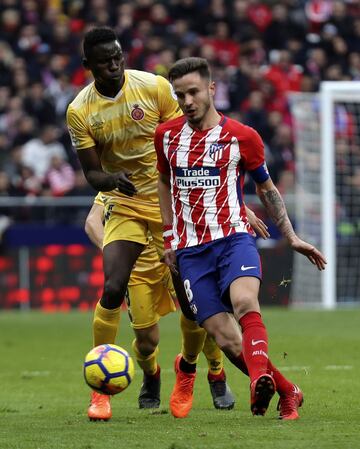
left=1, top=308, right=360, bottom=449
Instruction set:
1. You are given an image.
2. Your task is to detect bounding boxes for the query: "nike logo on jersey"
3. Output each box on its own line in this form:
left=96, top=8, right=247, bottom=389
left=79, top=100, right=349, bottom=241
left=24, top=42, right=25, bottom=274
left=241, top=265, right=257, bottom=271
left=251, top=339, right=267, bottom=346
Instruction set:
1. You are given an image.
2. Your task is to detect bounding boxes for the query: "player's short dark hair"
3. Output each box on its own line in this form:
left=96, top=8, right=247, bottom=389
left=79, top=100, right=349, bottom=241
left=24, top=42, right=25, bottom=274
left=83, top=26, right=118, bottom=59
left=168, top=57, right=211, bottom=82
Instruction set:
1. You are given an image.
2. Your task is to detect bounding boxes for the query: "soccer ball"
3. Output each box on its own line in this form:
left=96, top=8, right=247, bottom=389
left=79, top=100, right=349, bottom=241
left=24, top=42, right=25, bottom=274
left=83, top=344, right=134, bottom=395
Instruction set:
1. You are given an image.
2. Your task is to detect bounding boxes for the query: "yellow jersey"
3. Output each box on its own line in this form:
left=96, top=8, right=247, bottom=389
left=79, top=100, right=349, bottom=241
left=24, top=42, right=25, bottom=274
left=66, top=70, right=181, bottom=199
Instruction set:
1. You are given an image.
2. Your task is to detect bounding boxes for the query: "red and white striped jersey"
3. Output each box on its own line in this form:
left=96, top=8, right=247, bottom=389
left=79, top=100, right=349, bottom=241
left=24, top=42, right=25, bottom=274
left=155, top=114, right=269, bottom=250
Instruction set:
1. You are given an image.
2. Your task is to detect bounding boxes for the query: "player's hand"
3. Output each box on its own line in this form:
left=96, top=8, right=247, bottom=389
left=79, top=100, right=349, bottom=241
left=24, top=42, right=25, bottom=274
left=290, top=236, right=327, bottom=271
left=112, top=172, right=137, bottom=196
left=246, top=206, right=270, bottom=239
left=164, top=248, right=178, bottom=274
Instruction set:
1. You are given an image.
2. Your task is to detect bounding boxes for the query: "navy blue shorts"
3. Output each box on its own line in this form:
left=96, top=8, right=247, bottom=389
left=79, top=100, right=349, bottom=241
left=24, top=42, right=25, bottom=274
left=176, top=233, right=262, bottom=325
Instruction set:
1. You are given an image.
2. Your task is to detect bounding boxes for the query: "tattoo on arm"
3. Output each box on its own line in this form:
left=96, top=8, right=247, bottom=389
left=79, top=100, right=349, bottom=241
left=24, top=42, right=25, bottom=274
left=258, top=188, right=296, bottom=241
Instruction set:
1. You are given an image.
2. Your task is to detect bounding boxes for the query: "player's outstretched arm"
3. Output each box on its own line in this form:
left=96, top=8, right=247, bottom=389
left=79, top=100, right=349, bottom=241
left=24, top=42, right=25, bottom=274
left=245, top=205, right=270, bottom=239
left=255, top=178, right=327, bottom=271
left=85, top=202, right=104, bottom=250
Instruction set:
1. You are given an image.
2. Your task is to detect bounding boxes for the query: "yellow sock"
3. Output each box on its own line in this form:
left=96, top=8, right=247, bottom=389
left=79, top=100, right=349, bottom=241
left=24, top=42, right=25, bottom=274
left=180, top=313, right=206, bottom=364
left=93, top=300, right=121, bottom=347
left=203, top=334, right=224, bottom=376
left=132, top=339, right=159, bottom=375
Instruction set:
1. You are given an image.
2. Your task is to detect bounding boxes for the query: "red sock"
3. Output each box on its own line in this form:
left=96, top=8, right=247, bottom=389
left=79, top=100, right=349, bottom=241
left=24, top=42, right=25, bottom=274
left=267, top=360, right=293, bottom=395
left=239, top=311, right=269, bottom=382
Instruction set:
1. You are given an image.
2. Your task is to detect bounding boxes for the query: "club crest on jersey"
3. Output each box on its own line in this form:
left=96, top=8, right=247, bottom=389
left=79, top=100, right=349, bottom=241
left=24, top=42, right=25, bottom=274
left=131, top=104, right=145, bottom=121
left=209, top=143, right=224, bottom=161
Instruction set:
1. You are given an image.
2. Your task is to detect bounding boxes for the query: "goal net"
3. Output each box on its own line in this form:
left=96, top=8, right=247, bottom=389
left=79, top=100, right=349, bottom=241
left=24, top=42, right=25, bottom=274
left=289, top=82, right=360, bottom=309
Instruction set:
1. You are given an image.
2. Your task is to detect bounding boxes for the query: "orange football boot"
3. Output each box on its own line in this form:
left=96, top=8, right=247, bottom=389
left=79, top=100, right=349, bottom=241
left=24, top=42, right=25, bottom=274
left=169, top=354, right=196, bottom=418
left=88, top=391, right=112, bottom=421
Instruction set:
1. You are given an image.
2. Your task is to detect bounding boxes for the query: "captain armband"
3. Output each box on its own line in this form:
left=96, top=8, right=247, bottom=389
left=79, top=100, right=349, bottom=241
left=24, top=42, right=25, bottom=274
left=249, top=162, right=270, bottom=184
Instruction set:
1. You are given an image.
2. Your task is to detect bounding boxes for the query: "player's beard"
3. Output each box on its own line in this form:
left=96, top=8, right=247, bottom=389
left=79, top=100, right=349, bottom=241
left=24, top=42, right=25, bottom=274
left=187, top=99, right=211, bottom=127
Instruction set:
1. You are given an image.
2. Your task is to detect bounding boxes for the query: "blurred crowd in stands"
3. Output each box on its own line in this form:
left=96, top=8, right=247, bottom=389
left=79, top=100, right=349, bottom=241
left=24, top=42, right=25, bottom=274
left=0, top=0, right=359, bottom=225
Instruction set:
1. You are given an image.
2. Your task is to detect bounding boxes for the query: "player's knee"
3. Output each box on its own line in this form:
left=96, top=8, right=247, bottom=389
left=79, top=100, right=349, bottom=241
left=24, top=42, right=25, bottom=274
left=232, top=295, right=259, bottom=318
left=136, top=336, right=158, bottom=356
left=102, top=278, right=127, bottom=306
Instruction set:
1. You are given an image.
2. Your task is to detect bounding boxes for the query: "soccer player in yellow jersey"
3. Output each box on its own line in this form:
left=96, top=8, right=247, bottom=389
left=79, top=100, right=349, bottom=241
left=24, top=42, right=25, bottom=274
left=66, top=26, right=236, bottom=420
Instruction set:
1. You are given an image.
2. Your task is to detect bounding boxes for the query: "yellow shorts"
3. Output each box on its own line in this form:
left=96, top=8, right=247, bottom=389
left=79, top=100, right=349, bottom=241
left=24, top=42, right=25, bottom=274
left=102, top=195, right=164, bottom=260
left=102, top=195, right=174, bottom=329
left=127, top=256, right=176, bottom=329
left=127, top=242, right=176, bottom=329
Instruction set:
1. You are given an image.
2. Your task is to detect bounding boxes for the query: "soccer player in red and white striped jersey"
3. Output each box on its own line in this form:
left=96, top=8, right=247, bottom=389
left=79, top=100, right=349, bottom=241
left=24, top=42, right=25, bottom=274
left=155, top=57, right=326, bottom=419
left=156, top=112, right=265, bottom=249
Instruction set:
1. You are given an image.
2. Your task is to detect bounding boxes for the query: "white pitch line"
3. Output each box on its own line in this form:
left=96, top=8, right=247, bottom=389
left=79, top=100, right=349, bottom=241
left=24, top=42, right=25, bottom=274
left=21, top=370, right=50, bottom=376
left=325, top=365, right=353, bottom=370
left=274, top=366, right=310, bottom=372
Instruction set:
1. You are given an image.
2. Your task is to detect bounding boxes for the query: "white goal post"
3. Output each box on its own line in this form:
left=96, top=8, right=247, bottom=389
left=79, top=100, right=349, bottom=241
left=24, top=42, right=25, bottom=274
left=290, top=81, right=360, bottom=309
